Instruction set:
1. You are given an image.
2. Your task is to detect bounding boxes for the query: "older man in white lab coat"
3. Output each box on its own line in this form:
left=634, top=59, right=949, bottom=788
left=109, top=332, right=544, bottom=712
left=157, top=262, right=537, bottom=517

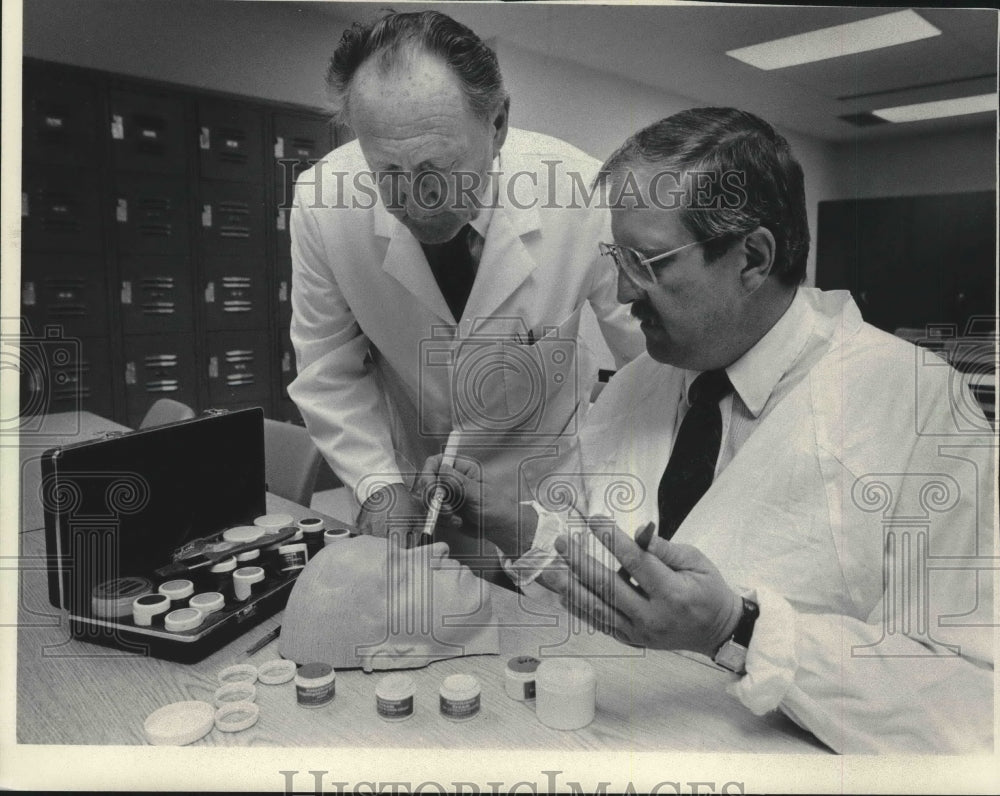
left=288, top=11, right=642, bottom=558
left=422, top=108, right=996, bottom=752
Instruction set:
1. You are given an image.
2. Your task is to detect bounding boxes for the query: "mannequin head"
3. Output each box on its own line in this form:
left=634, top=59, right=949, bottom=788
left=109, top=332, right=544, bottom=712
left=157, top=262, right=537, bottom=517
left=279, top=536, right=499, bottom=671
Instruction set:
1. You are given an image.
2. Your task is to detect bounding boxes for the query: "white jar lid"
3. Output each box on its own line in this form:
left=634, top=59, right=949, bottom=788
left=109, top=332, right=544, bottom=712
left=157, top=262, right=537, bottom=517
left=189, top=592, right=225, bottom=614
left=223, top=525, right=265, bottom=544
left=535, top=658, right=596, bottom=692
left=234, top=566, right=265, bottom=584
left=254, top=513, right=295, bottom=530
left=144, top=700, right=215, bottom=746
left=297, top=517, right=324, bottom=529
left=158, top=579, right=194, bottom=600
left=376, top=673, right=416, bottom=701
left=257, top=659, right=297, bottom=685
left=209, top=556, right=237, bottom=574
left=132, top=593, right=171, bottom=626
left=214, top=681, right=257, bottom=707
left=218, top=663, right=258, bottom=685
left=214, top=702, right=260, bottom=733
left=236, top=548, right=261, bottom=562
left=164, top=607, right=204, bottom=632
left=440, top=673, right=480, bottom=700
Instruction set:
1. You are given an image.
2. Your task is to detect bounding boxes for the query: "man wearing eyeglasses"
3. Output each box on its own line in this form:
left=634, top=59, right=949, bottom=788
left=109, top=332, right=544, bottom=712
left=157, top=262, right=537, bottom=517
left=419, top=107, right=995, bottom=752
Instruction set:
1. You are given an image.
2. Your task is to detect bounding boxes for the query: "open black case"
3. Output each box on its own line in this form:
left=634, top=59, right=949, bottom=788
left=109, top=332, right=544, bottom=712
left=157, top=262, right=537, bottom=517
left=42, top=408, right=301, bottom=662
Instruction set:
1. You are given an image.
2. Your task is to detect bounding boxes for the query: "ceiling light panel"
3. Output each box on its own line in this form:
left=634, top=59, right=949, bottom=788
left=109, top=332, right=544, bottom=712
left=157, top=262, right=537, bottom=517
left=872, top=93, right=998, bottom=123
left=726, top=10, right=941, bottom=71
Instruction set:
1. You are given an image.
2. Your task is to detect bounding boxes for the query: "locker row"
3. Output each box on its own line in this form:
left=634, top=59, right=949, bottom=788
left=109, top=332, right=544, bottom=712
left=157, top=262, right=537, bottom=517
left=21, top=256, right=292, bottom=334
left=24, top=70, right=331, bottom=184
left=19, top=330, right=285, bottom=428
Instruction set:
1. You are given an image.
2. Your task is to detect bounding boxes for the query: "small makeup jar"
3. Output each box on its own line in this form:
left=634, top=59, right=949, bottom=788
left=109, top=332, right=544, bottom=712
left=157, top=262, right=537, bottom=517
left=295, top=662, right=336, bottom=708
left=505, top=655, right=541, bottom=701
left=535, top=658, right=597, bottom=731
left=375, top=673, right=416, bottom=721
left=439, top=674, right=481, bottom=721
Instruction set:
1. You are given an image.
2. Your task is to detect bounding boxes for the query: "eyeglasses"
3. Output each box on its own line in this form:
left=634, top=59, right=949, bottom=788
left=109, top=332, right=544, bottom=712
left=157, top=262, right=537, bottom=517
left=599, top=236, right=721, bottom=288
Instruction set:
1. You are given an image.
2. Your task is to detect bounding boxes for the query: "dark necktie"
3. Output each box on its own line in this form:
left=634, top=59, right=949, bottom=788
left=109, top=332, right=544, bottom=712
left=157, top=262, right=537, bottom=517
left=421, top=224, right=477, bottom=322
left=657, top=369, right=734, bottom=539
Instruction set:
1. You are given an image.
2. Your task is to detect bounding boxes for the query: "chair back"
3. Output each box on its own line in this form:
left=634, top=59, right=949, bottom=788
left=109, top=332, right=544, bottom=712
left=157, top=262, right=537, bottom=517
left=263, top=419, right=323, bottom=506
left=139, top=398, right=196, bottom=429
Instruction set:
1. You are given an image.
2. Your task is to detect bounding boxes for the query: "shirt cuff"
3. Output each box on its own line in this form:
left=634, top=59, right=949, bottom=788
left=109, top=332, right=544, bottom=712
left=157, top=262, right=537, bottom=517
left=726, top=585, right=798, bottom=715
left=355, top=475, right=406, bottom=507
left=500, top=501, right=563, bottom=588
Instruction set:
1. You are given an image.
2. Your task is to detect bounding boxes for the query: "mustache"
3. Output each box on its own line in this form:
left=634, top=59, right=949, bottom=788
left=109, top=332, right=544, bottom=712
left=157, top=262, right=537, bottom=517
left=630, top=302, right=656, bottom=324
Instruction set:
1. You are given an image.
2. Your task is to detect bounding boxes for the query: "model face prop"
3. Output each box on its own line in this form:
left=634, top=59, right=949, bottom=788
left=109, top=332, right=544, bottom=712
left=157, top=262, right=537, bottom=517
left=279, top=537, right=499, bottom=671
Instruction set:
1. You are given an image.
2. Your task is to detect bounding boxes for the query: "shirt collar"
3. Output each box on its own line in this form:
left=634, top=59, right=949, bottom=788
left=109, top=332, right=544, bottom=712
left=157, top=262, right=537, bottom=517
left=683, top=289, right=812, bottom=417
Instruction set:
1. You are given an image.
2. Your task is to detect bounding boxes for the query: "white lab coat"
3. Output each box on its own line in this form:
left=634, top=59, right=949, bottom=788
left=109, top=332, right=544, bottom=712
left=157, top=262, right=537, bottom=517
left=289, top=129, right=644, bottom=523
left=559, top=289, right=995, bottom=753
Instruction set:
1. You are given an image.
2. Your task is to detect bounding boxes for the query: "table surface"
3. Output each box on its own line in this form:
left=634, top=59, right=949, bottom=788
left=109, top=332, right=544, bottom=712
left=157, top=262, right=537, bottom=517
left=15, top=412, right=828, bottom=752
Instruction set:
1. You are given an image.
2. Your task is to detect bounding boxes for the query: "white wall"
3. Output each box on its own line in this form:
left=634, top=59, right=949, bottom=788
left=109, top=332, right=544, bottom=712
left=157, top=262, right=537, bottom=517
left=831, top=125, right=997, bottom=200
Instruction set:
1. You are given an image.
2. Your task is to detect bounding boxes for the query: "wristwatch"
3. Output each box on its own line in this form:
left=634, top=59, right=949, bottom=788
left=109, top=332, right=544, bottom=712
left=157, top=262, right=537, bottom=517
left=712, top=596, right=759, bottom=674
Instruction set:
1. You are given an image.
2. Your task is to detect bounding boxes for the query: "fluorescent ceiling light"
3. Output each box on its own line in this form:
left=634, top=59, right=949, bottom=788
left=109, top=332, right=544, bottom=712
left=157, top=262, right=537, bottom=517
left=726, top=10, right=940, bottom=70
left=872, top=94, right=998, bottom=123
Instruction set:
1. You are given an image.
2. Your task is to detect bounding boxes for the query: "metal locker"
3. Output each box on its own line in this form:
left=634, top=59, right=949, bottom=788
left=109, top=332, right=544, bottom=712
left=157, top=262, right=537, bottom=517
left=119, top=256, right=194, bottom=335
left=198, top=102, right=264, bottom=183
left=21, top=167, right=102, bottom=253
left=21, top=332, right=114, bottom=419
left=113, top=175, right=190, bottom=255
left=201, top=258, right=268, bottom=331
left=198, top=181, right=266, bottom=259
left=273, top=114, right=332, bottom=258
left=275, top=258, right=293, bottom=327
left=204, top=331, right=271, bottom=407
left=122, top=333, right=198, bottom=428
left=278, top=323, right=296, bottom=394
left=22, top=67, right=100, bottom=165
left=20, top=253, right=109, bottom=338
left=109, top=89, right=186, bottom=174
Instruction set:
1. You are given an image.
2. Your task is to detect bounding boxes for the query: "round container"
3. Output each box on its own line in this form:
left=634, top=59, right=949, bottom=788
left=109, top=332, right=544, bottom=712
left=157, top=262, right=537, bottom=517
left=233, top=565, right=265, bottom=601
left=218, top=663, right=258, bottom=685
left=236, top=548, right=261, bottom=563
left=323, top=527, right=351, bottom=546
left=257, top=659, right=297, bottom=685
left=505, top=655, right=541, bottom=701
left=254, top=513, right=295, bottom=532
left=132, top=593, right=171, bottom=627
left=376, top=673, right=416, bottom=721
left=299, top=517, right=326, bottom=554
left=222, top=525, right=265, bottom=544
left=189, top=592, right=225, bottom=615
left=208, top=556, right=237, bottom=597
left=214, top=702, right=259, bottom=733
left=277, top=542, right=309, bottom=573
left=158, top=579, right=195, bottom=605
left=92, top=576, right=154, bottom=618
left=439, top=674, right=481, bottom=721
left=295, top=662, right=336, bottom=708
left=214, top=681, right=257, bottom=707
left=144, top=700, right=215, bottom=746
left=164, top=607, right=204, bottom=633
left=535, top=659, right=597, bottom=731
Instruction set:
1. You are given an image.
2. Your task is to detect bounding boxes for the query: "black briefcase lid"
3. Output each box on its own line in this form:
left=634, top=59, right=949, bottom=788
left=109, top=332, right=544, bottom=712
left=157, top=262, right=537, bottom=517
left=42, top=408, right=266, bottom=611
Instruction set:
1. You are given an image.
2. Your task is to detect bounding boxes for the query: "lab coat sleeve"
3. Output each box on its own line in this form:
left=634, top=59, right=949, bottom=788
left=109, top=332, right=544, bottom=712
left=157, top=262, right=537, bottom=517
left=730, top=388, right=996, bottom=754
left=287, top=183, right=404, bottom=503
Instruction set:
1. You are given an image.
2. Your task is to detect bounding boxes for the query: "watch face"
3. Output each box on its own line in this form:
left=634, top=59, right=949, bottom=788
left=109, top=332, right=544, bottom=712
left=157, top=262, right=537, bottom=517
left=714, top=640, right=748, bottom=674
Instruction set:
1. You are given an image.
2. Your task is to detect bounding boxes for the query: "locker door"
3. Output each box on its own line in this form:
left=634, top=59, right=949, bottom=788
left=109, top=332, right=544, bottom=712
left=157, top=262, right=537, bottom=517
left=20, top=253, right=108, bottom=338
left=21, top=333, right=114, bottom=419
left=273, top=114, right=331, bottom=258
left=205, top=331, right=271, bottom=407
left=278, top=323, right=296, bottom=396
left=201, top=258, right=268, bottom=331
left=198, top=102, right=264, bottom=183
left=198, top=181, right=266, bottom=259
left=275, top=258, right=293, bottom=327
left=119, top=256, right=194, bottom=334
left=22, top=167, right=102, bottom=253
left=122, top=333, right=198, bottom=428
left=22, top=69, right=100, bottom=165
left=113, top=175, right=191, bottom=255
left=109, top=90, right=186, bottom=174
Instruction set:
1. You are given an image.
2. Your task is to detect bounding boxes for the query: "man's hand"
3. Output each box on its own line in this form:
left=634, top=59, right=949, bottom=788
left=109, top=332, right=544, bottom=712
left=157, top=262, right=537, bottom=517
left=554, top=519, right=743, bottom=658
left=356, top=483, right=425, bottom=548
left=413, top=454, right=537, bottom=558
